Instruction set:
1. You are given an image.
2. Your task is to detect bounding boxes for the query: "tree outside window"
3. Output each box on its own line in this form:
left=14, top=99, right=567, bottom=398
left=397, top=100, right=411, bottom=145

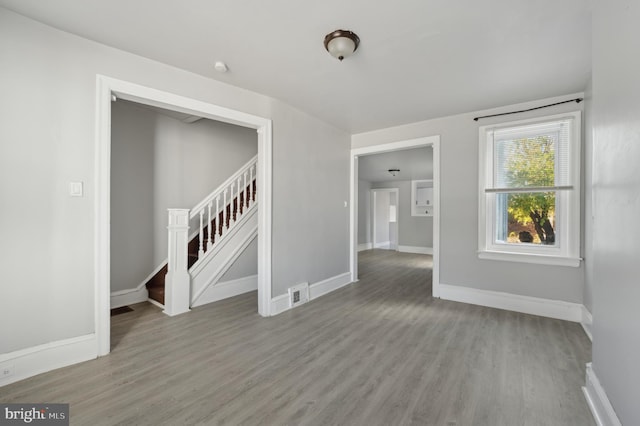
left=502, top=136, right=556, bottom=245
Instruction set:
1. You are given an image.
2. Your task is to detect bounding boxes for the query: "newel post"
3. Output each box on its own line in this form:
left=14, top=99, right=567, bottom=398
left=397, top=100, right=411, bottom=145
left=164, top=209, right=191, bottom=316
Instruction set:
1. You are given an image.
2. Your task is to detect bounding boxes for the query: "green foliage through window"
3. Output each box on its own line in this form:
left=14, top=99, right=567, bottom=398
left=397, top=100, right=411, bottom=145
left=503, top=136, right=556, bottom=244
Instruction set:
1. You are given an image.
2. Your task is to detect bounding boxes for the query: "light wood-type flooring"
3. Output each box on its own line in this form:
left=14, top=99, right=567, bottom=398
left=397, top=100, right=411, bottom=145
left=1, top=250, right=594, bottom=425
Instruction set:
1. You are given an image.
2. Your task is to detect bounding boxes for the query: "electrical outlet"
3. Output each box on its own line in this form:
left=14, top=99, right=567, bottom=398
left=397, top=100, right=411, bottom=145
left=1, top=364, right=14, bottom=380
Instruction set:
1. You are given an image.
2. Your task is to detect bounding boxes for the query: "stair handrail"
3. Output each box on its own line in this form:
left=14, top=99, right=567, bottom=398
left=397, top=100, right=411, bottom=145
left=190, top=154, right=257, bottom=257
left=190, top=154, right=257, bottom=220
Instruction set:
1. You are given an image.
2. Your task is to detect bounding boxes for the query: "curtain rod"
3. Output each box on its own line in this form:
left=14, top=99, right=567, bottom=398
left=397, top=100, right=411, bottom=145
left=473, top=98, right=583, bottom=122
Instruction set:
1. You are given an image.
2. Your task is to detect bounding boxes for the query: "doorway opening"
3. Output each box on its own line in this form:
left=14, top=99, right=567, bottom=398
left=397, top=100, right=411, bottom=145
left=350, top=136, right=440, bottom=297
left=109, top=99, right=259, bottom=317
left=95, top=75, right=273, bottom=356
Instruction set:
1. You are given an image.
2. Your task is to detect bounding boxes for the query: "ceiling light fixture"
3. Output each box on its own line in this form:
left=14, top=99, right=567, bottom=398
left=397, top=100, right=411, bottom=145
left=388, top=168, right=400, bottom=177
left=324, top=29, right=360, bottom=61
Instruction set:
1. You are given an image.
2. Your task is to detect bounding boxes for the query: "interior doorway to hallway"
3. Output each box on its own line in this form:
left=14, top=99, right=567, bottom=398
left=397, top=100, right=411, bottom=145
left=350, top=136, right=440, bottom=298
left=94, top=75, right=273, bottom=357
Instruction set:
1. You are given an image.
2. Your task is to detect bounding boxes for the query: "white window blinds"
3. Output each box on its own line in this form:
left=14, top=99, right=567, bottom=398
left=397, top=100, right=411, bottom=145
left=485, top=119, right=573, bottom=193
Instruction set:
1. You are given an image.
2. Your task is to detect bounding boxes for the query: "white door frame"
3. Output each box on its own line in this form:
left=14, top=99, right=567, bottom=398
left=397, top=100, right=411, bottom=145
left=95, top=75, right=273, bottom=356
left=371, top=188, right=399, bottom=250
left=350, top=136, right=440, bottom=297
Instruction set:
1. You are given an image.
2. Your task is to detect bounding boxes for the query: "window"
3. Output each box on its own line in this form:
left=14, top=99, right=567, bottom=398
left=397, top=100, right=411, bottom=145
left=478, top=111, right=581, bottom=267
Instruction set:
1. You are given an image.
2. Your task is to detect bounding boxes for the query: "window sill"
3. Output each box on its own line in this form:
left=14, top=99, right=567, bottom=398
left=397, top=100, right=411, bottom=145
left=478, top=250, right=582, bottom=267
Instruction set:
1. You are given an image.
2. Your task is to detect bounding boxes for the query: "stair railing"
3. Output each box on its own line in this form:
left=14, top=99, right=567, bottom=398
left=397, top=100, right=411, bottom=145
left=190, top=155, right=257, bottom=260
left=164, top=155, right=257, bottom=316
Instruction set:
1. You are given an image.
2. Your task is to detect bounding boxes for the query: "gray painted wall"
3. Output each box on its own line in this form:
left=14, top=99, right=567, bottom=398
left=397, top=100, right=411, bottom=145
left=110, top=102, right=156, bottom=294
left=371, top=181, right=432, bottom=248
left=591, top=2, right=640, bottom=423
left=110, top=100, right=258, bottom=293
left=270, top=99, right=350, bottom=296
left=0, top=9, right=349, bottom=354
left=353, top=95, right=585, bottom=303
left=358, top=180, right=372, bottom=245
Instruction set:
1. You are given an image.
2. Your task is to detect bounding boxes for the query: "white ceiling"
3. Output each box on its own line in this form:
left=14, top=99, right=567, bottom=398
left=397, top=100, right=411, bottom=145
left=0, top=0, right=592, bottom=133
left=359, top=147, right=432, bottom=183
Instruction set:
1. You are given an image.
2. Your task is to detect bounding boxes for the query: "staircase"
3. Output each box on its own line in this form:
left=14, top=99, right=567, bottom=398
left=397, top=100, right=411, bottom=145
left=144, top=156, right=258, bottom=313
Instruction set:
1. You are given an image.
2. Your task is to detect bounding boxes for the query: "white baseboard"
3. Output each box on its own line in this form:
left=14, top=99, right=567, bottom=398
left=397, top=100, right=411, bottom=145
left=309, top=272, right=352, bottom=300
left=270, top=272, right=352, bottom=316
left=270, top=293, right=290, bottom=316
left=581, top=306, right=593, bottom=341
left=583, top=363, right=622, bottom=426
left=0, top=334, right=97, bottom=387
left=374, top=241, right=391, bottom=249
left=398, top=245, right=433, bottom=255
left=147, top=298, right=165, bottom=310
left=192, top=275, right=258, bottom=308
left=358, top=243, right=373, bottom=252
left=439, top=283, right=583, bottom=322
left=111, top=287, right=149, bottom=309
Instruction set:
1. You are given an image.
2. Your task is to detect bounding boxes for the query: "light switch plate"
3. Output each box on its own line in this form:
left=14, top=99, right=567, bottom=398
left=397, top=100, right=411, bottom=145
left=69, top=182, right=83, bottom=197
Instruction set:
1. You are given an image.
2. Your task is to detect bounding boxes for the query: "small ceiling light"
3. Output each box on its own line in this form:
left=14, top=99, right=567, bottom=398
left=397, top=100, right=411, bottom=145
left=324, top=29, right=360, bottom=61
left=214, top=61, right=228, bottom=73
left=388, top=168, right=400, bottom=177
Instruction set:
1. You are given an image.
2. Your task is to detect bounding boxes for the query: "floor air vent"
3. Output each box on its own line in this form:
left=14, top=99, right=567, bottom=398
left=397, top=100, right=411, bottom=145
left=289, top=283, right=309, bottom=308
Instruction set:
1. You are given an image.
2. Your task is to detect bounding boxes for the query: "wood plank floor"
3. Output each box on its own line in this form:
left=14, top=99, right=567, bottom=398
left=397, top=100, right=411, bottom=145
left=1, top=250, right=594, bottom=425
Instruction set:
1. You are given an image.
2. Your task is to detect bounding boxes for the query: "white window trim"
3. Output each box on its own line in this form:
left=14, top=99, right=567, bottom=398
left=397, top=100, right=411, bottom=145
left=478, top=111, right=582, bottom=267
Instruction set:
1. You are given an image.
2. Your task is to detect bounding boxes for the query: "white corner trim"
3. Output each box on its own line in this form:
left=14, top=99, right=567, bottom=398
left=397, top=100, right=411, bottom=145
left=398, top=245, right=433, bottom=255
left=192, top=275, right=258, bottom=308
left=583, top=363, right=622, bottom=426
left=581, top=306, right=593, bottom=342
left=270, top=272, right=353, bottom=316
left=358, top=243, right=373, bottom=252
left=0, top=334, right=97, bottom=387
left=439, top=283, right=583, bottom=322
left=309, top=272, right=352, bottom=300
left=110, top=287, right=149, bottom=309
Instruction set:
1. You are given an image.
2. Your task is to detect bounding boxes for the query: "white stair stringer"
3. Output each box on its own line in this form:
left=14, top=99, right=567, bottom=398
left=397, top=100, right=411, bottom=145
left=189, top=205, right=257, bottom=307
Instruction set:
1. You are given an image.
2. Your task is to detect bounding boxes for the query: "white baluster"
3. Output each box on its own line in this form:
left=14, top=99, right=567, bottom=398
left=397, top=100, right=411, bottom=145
left=207, top=202, right=213, bottom=250
left=237, top=176, right=241, bottom=217
left=230, top=182, right=235, bottom=224
left=198, top=210, right=204, bottom=258
left=215, top=196, right=220, bottom=242
left=244, top=171, right=248, bottom=209
left=223, top=188, right=228, bottom=231
left=249, top=165, right=254, bottom=207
